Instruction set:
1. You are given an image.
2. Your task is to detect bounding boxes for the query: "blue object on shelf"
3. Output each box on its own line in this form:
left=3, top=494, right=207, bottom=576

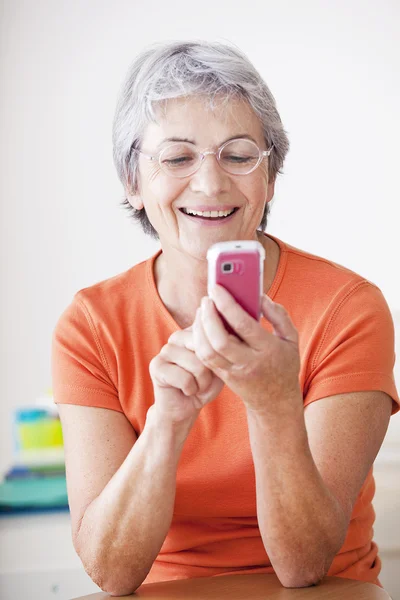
left=15, top=409, right=48, bottom=422
left=5, top=465, right=66, bottom=480
left=0, top=505, right=69, bottom=517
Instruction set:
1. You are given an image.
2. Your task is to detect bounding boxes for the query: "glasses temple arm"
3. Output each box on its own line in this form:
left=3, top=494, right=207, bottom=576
left=129, top=147, right=155, bottom=161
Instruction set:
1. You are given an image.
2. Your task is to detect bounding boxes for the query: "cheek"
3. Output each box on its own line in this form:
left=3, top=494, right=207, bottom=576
left=142, top=170, right=187, bottom=209
left=239, top=175, right=268, bottom=204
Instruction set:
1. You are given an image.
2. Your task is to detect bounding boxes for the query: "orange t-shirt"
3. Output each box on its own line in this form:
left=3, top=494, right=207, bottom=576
left=52, top=233, right=399, bottom=586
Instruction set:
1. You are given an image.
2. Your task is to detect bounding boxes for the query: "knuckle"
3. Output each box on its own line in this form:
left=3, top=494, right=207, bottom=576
left=168, top=331, right=180, bottom=344
left=190, top=361, right=204, bottom=379
left=213, top=336, right=230, bottom=354
left=149, top=355, right=159, bottom=370
left=159, top=344, right=170, bottom=356
left=237, top=318, right=253, bottom=337
left=182, top=372, right=196, bottom=395
left=149, top=356, right=161, bottom=377
left=196, top=348, right=213, bottom=364
left=202, top=347, right=216, bottom=362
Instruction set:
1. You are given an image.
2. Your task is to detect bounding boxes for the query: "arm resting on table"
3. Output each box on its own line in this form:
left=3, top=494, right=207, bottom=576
left=246, top=390, right=392, bottom=588
left=59, top=403, right=195, bottom=596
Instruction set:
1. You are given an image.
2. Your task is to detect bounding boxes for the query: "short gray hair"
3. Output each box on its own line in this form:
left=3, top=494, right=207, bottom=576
left=112, top=40, right=289, bottom=238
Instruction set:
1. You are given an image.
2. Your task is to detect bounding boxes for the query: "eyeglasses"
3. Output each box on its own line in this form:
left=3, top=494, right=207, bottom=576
left=131, top=138, right=273, bottom=178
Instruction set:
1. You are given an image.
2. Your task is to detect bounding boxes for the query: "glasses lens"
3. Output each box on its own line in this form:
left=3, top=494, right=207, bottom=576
left=219, top=140, right=260, bottom=174
left=159, top=143, right=199, bottom=177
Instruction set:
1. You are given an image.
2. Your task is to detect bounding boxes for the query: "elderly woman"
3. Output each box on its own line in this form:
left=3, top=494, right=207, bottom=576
left=52, top=41, right=399, bottom=596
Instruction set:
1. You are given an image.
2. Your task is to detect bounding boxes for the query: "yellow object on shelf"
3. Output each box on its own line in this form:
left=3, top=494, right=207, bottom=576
left=18, top=418, right=63, bottom=449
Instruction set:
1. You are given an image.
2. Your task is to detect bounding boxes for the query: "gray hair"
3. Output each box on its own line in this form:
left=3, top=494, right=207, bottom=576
left=112, top=40, right=290, bottom=238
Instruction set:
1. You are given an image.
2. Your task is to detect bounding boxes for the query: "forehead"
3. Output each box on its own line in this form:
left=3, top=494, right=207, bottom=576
left=142, top=95, right=264, bottom=147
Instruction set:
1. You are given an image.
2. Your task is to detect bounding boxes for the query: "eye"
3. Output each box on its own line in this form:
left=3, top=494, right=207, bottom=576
left=160, top=143, right=197, bottom=169
left=220, top=140, right=259, bottom=167
left=223, top=154, right=254, bottom=163
left=162, top=155, right=194, bottom=165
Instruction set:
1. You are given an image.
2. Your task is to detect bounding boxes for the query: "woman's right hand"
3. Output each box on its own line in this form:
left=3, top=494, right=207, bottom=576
left=149, top=327, right=224, bottom=425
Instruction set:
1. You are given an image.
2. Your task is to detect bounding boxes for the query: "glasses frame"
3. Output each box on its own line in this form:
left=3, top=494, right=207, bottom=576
left=131, top=138, right=273, bottom=178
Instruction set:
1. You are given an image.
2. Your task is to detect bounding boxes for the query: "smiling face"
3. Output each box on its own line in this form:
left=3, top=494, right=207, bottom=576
left=127, top=95, right=275, bottom=260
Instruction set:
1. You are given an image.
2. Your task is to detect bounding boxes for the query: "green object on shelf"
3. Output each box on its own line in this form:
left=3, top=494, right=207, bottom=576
left=0, top=475, right=68, bottom=511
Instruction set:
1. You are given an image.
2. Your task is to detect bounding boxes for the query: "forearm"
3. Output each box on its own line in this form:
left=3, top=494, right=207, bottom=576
left=246, top=400, right=347, bottom=588
left=75, top=405, right=195, bottom=595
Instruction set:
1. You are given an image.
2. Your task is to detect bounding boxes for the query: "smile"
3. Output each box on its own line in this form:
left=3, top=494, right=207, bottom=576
left=180, top=207, right=238, bottom=219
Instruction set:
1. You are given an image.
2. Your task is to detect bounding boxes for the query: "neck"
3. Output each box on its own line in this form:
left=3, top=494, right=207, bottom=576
left=154, top=231, right=278, bottom=330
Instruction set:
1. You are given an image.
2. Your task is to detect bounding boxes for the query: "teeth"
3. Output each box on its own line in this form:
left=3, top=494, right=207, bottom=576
left=183, top=208, right=235, bottom=218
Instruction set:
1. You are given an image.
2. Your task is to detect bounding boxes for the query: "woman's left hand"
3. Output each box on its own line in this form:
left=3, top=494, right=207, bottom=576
left=193, top=285, right=302, bottom=414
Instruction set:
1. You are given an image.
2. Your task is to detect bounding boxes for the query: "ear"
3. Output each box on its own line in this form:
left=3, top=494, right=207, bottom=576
left=125, top=183, right=144, bottom=210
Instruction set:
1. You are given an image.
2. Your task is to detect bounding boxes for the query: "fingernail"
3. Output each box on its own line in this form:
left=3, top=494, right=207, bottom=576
left=210, top=285, right=224, bottom=299
left=201, top=297, right=211, bottom=313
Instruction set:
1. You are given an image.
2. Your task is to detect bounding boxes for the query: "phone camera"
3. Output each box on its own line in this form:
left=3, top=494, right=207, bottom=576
left=222, top=262, right=233, bottom=273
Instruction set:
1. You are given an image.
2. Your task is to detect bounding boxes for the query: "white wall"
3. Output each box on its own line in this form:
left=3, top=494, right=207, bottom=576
left=0, top=0, right=399, bottom=475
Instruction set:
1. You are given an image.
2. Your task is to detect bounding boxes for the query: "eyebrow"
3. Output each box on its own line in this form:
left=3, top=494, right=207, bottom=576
left=156, top=134, right=258, bottom=147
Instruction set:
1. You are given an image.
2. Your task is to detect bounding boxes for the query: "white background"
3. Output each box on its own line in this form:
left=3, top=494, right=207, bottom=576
left=0, top=1, right=399, bottom=597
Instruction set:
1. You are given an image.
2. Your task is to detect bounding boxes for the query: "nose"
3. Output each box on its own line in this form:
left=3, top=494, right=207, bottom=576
left=189, top=153, right=231, bottom=197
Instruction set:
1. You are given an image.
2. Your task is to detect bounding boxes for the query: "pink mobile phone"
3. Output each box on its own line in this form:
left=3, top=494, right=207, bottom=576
left=207, top=240, right=265, bottom=336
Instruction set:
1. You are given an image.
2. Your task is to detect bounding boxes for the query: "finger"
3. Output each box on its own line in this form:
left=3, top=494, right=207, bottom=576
left=200, top=296, right=248, bottom=364
left=168, top=329, right=195, bottom=351
left=209, top=285, right=263, bottom=348
left=160, top=343, right=213, bottom=393
left=149, top=356, right=199, bottom=396
left=261, top=295, right=299, bottom=344
left=193, top=307, right=232, bottom=370
left=196, top=374, right=225, bottom=403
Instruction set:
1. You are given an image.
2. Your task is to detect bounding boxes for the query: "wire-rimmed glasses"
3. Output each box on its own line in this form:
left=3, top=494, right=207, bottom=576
left=131, top=138, right=273, bottom=178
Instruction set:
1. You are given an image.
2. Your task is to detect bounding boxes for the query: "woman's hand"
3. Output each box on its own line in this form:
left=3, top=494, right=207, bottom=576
left=193, top=285, right=302, bottom=414
left=149, top=328, right=224, bottom=425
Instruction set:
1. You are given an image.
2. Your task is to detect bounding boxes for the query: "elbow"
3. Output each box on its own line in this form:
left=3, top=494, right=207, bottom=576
left=74, top=537, right=144, bottom=596
left=275, top=558, right=330, bottom=589
left=274, top=556, right=330, bottom=589
left=100, top=580, right=141, bottom=597
left=84, top=560, right=143, bottom=596
left=272, top=523, right=341, bottom=588
left=278, top=571, right=325, bottom=589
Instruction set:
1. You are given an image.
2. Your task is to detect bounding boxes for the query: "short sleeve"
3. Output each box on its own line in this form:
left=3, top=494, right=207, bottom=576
left=51, top=294, right=123, bottom=412
left=304, top=281, right=399, bottom=415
